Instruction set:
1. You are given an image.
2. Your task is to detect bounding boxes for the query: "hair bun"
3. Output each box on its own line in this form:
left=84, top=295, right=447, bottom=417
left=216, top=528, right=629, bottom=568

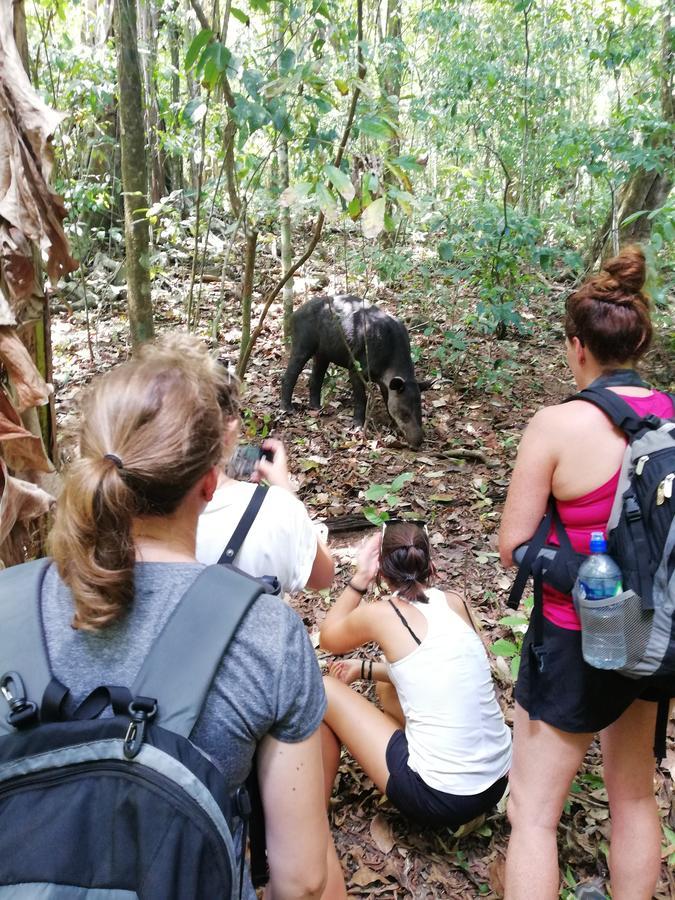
left=602, top=245, right=646, bottom=294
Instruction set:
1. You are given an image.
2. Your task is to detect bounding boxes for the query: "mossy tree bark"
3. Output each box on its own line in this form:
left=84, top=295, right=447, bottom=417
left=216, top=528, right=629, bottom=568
left=114, top=0, right=155, bottom=347
left=586, top=6, right=673, bottom=266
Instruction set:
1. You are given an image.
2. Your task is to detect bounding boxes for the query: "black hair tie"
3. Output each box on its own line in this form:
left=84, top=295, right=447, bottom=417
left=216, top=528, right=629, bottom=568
left=103, top=453, right=123, bottom=469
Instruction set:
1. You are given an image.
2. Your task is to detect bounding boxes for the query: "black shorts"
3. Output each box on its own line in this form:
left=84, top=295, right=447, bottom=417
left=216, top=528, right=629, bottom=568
left=515, top=616, right=674, bottom=734
left=384, top=729, right=508, bottom=830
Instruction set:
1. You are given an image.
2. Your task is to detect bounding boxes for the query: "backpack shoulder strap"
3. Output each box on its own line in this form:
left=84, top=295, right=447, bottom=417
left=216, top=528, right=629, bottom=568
left=132, top=565, right=265, bottom=737
left=568, top=387, right=647, bottom=437
left=0, top=558, right=52, bottom=736
left=218, top=484, right=269, bottom=565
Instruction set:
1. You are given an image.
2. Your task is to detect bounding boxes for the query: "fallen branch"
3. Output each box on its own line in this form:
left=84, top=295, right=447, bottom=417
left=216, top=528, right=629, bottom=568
left=438, top=448, right=497, bottom=467
left=324, top=513, right=377, bottom=534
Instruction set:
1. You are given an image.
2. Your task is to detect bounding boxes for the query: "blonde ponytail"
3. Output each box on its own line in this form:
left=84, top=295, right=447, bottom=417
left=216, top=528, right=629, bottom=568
left=49, top=335, right=235, bottom=631
left=51, top=457, right=136, bottom=630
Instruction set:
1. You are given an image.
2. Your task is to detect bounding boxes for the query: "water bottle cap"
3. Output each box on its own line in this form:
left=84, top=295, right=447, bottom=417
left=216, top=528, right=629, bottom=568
left=589, top=531, right=607, bottom=553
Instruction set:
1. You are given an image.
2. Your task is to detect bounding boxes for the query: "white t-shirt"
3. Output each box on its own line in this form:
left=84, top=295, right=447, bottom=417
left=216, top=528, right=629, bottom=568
left=196, top=481, right=318, bottom=595
left=386, top=587, right=512, bottom=795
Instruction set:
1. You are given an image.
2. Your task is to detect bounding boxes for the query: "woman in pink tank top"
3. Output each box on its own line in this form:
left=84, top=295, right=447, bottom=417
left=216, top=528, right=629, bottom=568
left=499, top=246, right=674, bottom=900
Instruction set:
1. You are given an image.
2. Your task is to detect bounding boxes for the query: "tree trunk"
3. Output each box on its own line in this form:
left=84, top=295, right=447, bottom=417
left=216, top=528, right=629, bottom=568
left=518, top=2, right=532, bottom=214
left=620, top=7, right=673, bottom=244
left=114, top=0, right=155, bottom=346
left=168, top=1, right=184, bottom=198
left=380, top=0, right=403, bottom=245
left=279, top=139, right=293, bottom=342
left=587, top=6, right=673, bottom=265
left=276, top=4, right=293, bottom=343
left=237, top=231, right=258, bottom=376
left=138, top=0, right=166, bottom=204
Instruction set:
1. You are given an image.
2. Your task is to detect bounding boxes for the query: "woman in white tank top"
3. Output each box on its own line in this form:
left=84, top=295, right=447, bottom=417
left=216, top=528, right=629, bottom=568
left=319, top=522, right=512, bottom=897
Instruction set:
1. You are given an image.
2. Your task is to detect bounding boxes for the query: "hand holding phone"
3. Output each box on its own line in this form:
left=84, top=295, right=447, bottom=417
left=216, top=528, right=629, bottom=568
left=251, top=438, right=294, bottom=492
left=227, top=444, right=274, bottom=481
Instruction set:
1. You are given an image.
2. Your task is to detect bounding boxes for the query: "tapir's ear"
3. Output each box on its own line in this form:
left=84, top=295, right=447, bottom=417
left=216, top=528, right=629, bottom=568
left=417, top=378, right=434, bottom=391
left=389, top=376, right=405, bottom=393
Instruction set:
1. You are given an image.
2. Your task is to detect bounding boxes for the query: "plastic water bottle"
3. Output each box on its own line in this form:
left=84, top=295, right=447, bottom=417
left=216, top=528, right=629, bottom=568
left=575, top=532, right=626, bottom=669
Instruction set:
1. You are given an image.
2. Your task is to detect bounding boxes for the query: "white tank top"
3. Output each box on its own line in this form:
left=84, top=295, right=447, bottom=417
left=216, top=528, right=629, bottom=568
left=385, top=587, right=512, bottom=795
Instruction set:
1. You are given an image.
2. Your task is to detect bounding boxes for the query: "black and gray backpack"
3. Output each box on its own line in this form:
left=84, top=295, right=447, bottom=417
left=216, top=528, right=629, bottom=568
left=0, top=560, right=266, bottom=899
left=508, top=372, right=675, bottom=742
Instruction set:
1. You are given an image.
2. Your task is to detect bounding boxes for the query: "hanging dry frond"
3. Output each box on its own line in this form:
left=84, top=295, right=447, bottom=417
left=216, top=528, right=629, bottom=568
left=0, top=0, right=78, bottom=322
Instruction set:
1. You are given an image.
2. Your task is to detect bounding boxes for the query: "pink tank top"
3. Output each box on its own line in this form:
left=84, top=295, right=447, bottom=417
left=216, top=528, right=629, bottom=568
left=543, top=390, right=674, bottom=630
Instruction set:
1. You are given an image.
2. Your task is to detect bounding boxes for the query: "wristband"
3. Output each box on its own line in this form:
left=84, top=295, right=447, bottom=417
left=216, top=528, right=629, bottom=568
left=348, top=579, right=368, bottom=595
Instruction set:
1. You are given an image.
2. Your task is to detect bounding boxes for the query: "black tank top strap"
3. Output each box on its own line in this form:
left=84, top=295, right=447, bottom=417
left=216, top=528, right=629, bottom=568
left=386, top=597, right=421, bottom=646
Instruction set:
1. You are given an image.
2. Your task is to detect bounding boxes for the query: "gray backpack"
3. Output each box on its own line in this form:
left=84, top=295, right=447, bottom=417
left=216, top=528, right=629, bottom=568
left=0, top=561, right=266, bottom=899
left=569, top=382, right=675, bottom=680
left=508, top=372, right=674, bottom=755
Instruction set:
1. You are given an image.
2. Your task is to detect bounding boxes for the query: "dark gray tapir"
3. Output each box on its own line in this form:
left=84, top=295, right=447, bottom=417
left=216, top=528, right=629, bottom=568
left=281, top=295, right=426, bottom=447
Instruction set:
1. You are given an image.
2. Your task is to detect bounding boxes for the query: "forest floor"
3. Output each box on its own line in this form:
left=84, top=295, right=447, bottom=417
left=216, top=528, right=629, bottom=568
left=51, top=238, right=674, bottom=899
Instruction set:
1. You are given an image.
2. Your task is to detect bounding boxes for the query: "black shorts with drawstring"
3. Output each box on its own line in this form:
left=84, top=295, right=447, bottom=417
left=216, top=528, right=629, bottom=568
left=384, top=729, right=508, bottom=830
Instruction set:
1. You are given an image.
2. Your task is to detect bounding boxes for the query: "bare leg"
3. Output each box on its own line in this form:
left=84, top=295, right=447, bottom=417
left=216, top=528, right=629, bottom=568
left=322, top=675, right=401, bottom=793
left=505, top=702, right=592, bottom=900
left=376, top=681, right=405, bottom=727
left=321, top=722, right=348, bottom=900
left=600, top=699, right=662, bottom=900
left=320, top=722, right=341, bottom=805
left=319, top=678, right=401, bottom=900
left=330, top=659, right=405, bottom=728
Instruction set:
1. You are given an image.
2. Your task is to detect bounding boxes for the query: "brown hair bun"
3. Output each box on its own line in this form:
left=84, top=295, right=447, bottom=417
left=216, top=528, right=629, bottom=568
left=564, top=243, right=652, bottom=365
left=602, top=245, right=646, bottom=295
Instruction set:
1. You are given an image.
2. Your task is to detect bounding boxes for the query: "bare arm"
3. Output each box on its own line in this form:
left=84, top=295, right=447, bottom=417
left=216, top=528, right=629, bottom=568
left=499, top=408, right=559, bottom=567
left=320, top=533, right=381, bottom=655
left=370, top=661, right=392, bottom=683
left=257, top=731, right=328, bottom=899
left=256, top=438, right=335, bottom=590
left=305, top=539, right=335, bottom=591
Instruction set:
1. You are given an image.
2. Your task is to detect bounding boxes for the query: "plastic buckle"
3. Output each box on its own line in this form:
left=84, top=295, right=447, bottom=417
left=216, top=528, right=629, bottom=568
left=123, top=697, right=157, bottom=760
left=625, top=496, right=642, bottom=522
left=1, top=671, right=39, bottom=729
left=234, top=785, right=252, bottom=819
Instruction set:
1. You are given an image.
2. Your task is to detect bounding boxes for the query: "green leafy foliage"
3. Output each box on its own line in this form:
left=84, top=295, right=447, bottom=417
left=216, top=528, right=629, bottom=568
left=363, top=473, right=414, bottom=525
left=491, top=601, right=531, bottom=680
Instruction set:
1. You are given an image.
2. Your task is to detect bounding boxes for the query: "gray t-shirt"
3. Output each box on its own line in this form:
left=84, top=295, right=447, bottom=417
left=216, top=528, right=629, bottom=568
left=41, top=561, right=326, bottom=895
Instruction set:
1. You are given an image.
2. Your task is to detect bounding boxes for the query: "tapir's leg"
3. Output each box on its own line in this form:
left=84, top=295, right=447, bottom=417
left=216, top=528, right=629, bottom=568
left=349, top=367, right=367, bottom=425
left=309, top=356, right=330, bottom=409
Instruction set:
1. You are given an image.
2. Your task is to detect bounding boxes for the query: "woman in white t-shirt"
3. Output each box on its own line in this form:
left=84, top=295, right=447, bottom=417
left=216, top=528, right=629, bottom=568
left=319, top=522, right=511, bottom=894
left=196, top=431, right=334, bottom=594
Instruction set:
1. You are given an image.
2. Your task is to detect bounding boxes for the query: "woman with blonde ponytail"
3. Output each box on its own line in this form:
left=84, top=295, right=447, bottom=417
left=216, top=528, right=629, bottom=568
left=40, top=335, right=329, bottom=899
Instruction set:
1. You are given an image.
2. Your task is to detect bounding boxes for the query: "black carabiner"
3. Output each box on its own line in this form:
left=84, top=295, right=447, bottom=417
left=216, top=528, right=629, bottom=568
left=1, top=671, right=38, bottom=729
left=123, top=697, right=157, bottom=759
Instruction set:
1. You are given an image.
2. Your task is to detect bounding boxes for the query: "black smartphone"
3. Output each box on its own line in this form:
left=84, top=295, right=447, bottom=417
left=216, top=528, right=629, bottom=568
left=227, top=444, right=274, bottom=480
